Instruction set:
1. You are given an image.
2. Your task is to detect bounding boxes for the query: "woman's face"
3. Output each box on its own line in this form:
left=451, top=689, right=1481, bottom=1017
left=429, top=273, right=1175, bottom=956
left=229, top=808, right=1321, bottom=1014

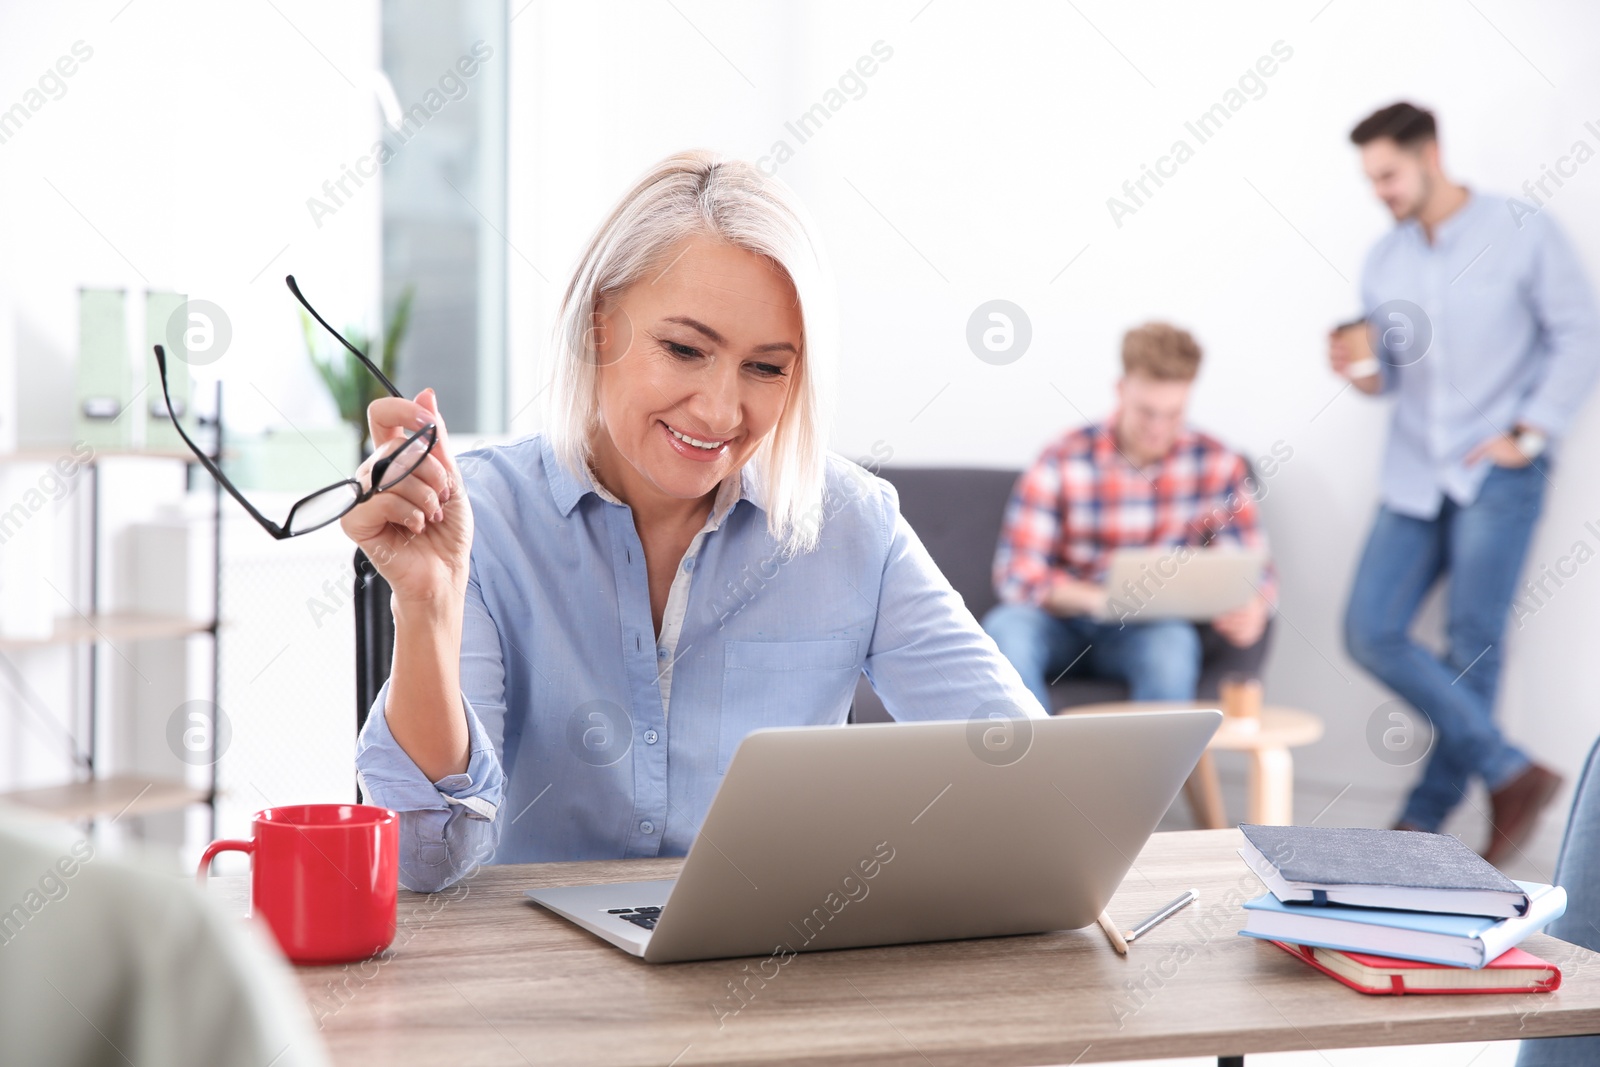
left=590, top=234, right=803, bottom=510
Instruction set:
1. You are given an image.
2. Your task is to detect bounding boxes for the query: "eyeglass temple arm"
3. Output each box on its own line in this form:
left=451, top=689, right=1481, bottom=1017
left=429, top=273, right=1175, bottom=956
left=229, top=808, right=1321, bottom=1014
left=284, top=274, right=403, bottom=398
left=152, top=345, right=290, bottom=539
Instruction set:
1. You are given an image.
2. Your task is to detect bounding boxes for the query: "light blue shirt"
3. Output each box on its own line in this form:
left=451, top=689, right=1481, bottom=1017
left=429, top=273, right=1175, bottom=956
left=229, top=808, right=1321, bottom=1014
left=355, top=434, right=1046, bottom=891
left=1360, top=190, right=1600, bottom=517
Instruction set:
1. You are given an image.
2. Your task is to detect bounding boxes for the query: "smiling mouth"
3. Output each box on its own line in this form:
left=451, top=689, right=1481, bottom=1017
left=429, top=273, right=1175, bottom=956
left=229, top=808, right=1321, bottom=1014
left=665, top=423, right=729, bottom=451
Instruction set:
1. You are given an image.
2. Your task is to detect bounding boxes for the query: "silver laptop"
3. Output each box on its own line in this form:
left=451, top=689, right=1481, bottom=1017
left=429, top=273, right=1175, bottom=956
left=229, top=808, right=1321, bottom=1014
left=1094, top=546, right=1267, bottom=622
left=525, top=708, right=1221, bottom=963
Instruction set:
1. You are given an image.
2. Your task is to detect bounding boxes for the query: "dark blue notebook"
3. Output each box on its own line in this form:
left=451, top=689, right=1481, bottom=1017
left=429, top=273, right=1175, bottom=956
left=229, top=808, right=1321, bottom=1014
left=1238, top=823, right=1529, bottom=917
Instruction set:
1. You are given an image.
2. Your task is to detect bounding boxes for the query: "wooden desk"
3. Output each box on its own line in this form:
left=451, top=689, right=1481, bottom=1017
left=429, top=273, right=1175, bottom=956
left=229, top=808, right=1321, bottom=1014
left=223, top=829, right=1600, bottom=1066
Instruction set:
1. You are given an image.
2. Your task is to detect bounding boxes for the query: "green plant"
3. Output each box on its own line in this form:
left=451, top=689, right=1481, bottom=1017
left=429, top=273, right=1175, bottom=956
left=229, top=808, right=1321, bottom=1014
left=302, top=285, right=415, bottom=454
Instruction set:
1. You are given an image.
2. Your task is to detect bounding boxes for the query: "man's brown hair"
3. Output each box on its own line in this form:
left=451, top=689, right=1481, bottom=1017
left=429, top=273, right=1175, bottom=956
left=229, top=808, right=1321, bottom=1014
left=1350, top=102, right=1437, bottom=147
left=1122, top=322, right=1202, bottom=381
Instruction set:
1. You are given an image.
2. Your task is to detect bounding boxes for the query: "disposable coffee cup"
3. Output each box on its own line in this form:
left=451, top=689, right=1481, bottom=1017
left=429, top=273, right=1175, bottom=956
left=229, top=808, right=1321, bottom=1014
left=1219, top=673, right=1262, bottom=733
left=1334, top=318, right=1379, bottom=380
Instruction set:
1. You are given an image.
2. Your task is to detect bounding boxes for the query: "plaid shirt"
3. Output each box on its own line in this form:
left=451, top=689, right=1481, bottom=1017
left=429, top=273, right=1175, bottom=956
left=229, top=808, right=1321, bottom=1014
left=993, top=420, right=1276, bottom=609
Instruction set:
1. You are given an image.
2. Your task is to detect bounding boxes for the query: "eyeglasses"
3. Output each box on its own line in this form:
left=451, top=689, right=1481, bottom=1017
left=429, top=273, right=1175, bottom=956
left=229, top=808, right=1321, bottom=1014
left=153, top=275, right=437, bottom=539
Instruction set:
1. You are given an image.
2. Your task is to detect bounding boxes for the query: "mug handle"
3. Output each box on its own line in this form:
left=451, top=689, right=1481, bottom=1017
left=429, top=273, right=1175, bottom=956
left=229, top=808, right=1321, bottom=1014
left=196, top=838, right=254, bottom=884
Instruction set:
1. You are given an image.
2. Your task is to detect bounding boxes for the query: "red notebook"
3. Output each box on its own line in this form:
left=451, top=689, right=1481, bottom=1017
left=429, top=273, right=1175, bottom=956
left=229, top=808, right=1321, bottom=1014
left=1270, top=940, right=1561, bottom=995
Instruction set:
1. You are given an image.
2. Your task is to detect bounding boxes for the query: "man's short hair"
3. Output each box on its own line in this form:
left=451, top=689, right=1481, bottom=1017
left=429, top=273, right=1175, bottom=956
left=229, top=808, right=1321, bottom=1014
left=1350, top=102, right=1437, bottom=148
left=1122, top=322, right=1202, bottom=381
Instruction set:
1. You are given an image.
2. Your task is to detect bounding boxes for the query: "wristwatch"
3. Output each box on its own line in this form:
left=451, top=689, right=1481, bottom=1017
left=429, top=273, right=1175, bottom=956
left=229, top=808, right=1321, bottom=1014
left=1513, top=426, right=1548, bottom=460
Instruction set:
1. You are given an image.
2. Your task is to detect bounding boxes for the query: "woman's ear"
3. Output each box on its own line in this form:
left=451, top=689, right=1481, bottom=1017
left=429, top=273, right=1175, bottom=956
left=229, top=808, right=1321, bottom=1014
left=589, top=301, right=635, bottom=368
left=586, top=306, right=607, bottom=358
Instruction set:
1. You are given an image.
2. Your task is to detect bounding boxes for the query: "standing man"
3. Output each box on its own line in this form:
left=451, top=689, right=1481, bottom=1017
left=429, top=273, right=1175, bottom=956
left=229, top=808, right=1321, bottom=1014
left=984, top=322, right=1275, bottom=711
left=1335, top=102, right=1600, bottom=864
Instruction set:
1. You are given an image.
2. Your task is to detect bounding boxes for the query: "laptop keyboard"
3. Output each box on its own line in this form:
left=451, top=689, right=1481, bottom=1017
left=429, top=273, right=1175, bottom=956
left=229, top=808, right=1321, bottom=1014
left=607, top=905, right=663, bottom=930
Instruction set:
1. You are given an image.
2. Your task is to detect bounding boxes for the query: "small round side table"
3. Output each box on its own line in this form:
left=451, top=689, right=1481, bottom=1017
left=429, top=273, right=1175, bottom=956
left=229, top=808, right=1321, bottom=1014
left=1063, top=701, right=1324, bottom=827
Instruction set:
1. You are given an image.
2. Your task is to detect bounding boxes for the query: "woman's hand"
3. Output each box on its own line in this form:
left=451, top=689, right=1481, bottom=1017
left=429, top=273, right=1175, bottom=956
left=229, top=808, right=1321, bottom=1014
left=340, top=387, right=474, bottom=606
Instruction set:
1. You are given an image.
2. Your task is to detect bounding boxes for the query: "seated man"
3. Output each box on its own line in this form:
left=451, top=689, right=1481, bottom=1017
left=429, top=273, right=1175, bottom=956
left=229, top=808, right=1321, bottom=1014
left=983, top=321, right=1276, bottom=710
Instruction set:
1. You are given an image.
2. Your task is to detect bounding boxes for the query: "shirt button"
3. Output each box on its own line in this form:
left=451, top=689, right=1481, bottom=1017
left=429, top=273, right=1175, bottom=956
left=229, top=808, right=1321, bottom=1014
left=657, top=647, right=667, bottom=659
left=683, top=557, right=695, bottom=572
left=640, top=820, right=655, bottom=834
left=644, top=729, right=658, bottom=744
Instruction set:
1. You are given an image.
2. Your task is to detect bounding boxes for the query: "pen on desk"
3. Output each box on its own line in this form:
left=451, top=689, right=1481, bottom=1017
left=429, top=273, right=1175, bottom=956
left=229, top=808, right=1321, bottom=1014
left=1123, top=889, right=1198, bottom=943
left=1096, top=910, right=1129, bottom=955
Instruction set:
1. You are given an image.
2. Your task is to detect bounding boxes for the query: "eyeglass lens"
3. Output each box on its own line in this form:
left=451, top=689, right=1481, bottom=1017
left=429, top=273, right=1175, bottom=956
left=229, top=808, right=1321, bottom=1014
left=373, top=429, right=435, bottom=493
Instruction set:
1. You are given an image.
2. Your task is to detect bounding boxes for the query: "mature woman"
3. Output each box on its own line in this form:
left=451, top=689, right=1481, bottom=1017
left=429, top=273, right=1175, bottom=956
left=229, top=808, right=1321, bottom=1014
left=348, top=151, right=1044, bottom=892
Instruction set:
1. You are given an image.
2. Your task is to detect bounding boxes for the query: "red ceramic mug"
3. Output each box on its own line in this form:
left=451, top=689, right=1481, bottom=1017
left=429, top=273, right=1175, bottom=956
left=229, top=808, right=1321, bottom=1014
left=198, top=803, right=399, bottom=965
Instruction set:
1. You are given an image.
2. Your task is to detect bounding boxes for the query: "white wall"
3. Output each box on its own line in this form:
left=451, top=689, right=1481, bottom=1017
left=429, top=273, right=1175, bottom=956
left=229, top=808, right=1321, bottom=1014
left=0, top=0, right=383, bottom=438
left=0, top=0, right=382, bottom=819
left=508, top=0, right=1600, bottom=858
left=3, top=1, right=1594, bottom=867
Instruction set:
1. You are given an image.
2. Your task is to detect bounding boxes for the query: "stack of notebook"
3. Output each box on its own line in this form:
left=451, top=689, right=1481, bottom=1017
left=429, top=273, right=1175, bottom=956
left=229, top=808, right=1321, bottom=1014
left=1236, top=824, right=1567, bottom=995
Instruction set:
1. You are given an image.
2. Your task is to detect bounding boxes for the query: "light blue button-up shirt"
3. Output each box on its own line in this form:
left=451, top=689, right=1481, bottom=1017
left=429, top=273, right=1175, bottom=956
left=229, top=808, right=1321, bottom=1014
left=1360, top=190, right=1600, bottom=518
left=355, top=434, right=1046, bottom=891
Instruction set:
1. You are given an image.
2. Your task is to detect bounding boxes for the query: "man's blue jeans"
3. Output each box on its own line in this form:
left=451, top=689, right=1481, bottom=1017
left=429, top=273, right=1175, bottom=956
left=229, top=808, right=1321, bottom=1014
left=982, top=602, right=1202, bottom=710
left=1343, top=461, right=1548, bottom=831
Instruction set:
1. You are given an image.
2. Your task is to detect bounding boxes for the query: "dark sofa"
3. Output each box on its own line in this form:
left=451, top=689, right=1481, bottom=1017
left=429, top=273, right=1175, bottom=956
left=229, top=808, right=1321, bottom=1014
left=850, top=467, right=1272, bottom=723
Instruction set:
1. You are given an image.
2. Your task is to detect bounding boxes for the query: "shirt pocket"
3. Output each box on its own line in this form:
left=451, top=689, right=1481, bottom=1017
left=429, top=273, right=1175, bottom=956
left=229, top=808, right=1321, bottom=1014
left=718, top=638, right=861, bottom=773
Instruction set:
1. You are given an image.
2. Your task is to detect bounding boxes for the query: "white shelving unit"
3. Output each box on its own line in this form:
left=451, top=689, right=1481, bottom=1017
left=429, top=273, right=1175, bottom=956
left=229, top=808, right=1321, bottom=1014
left=0, top=419, right=223, bottom=835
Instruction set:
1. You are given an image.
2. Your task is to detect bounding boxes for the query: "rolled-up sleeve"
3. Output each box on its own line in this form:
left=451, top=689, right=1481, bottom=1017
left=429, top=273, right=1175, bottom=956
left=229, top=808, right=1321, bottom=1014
left=354, top=572, right=510, bottom=892
left=866, top=479, right=1048, bottom=722
left=992, top=458, right=1069, bottom=607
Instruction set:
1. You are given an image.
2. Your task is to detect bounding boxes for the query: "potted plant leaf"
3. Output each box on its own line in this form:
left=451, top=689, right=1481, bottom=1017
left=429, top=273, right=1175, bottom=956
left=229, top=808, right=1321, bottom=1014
left=302, top=285, right=415, bottom=457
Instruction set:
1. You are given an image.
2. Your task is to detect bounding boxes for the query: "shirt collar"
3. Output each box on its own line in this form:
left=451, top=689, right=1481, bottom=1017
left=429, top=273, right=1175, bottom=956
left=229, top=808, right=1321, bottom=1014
left=1403, top=187, right=1480, bottom=246
left=1095, top=415, right=1193, bottom=472
left=541, top=433, right=753, bottom=528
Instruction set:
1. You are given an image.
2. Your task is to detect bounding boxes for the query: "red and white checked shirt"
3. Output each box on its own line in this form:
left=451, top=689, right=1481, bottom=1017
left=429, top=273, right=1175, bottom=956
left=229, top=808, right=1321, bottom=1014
left=993, top=420, right=1276, bottom=609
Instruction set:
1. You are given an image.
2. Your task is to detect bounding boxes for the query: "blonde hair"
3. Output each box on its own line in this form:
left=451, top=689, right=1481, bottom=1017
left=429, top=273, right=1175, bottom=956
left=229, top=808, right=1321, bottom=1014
left=545, top=150, right=836, bottom=556
left=1121, top=321, right=1202, bottom=381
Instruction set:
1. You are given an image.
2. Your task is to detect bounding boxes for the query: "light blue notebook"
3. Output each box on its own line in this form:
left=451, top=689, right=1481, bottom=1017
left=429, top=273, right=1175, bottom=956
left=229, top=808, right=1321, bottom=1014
left=1239, top=881, right=1566, bottom=968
